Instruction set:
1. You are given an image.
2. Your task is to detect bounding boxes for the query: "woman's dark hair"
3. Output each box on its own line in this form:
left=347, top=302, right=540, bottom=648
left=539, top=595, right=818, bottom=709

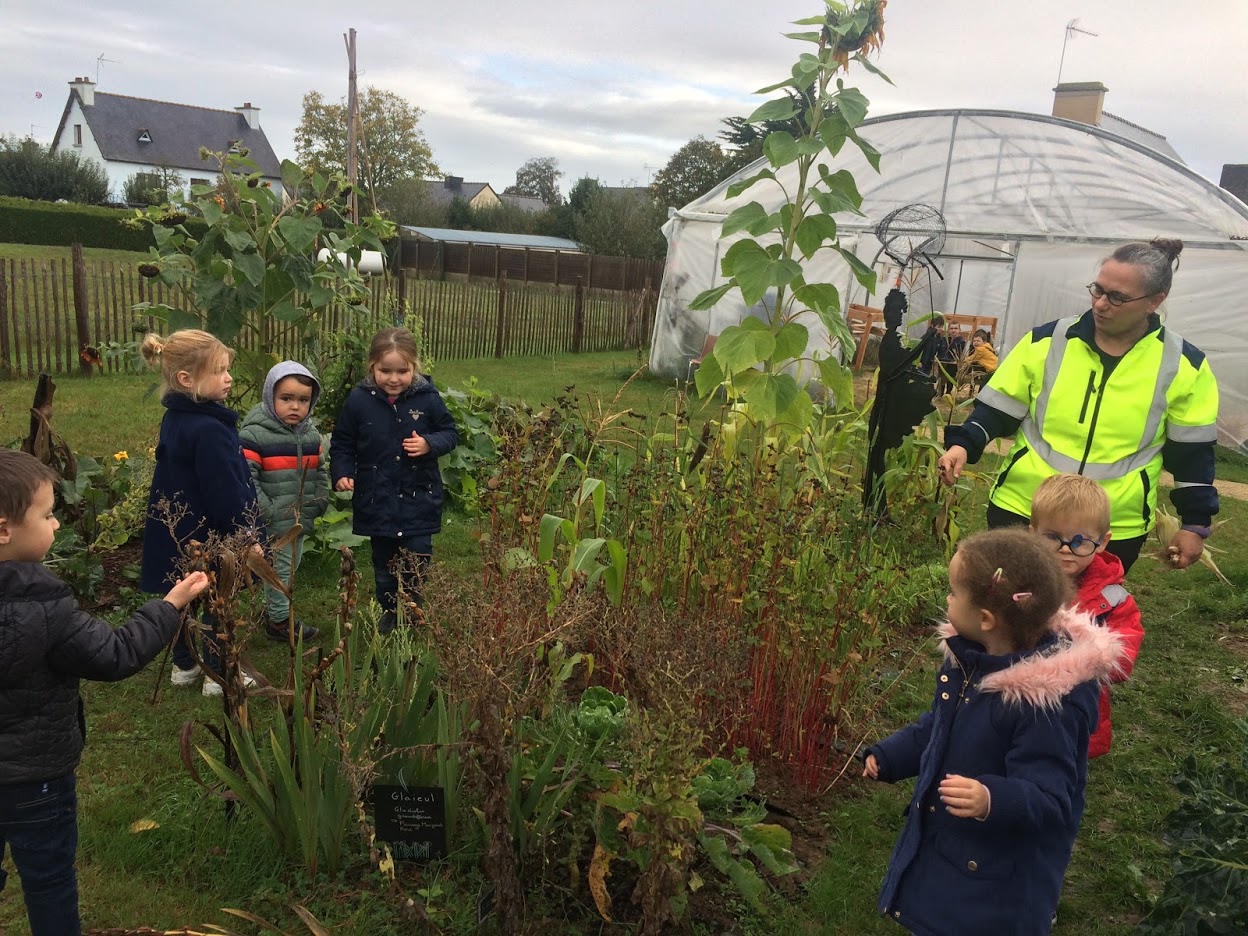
left=954, top=528, right=1072, bottom=650
left=1106, top=238, right=1183, bottom=297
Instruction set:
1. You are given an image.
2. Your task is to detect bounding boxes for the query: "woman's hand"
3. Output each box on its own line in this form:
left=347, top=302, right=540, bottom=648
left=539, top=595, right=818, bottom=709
left=335, top=477, right=355, bottom=492
left=938, top=446, right=969, bottom=486
left=939, top=774, right=990, bottom=819
left=1167, top=529, right=1204, bottom=570
left=403, top=432, right=431, bottom=457
left=862, top=754, right=880, bottom=780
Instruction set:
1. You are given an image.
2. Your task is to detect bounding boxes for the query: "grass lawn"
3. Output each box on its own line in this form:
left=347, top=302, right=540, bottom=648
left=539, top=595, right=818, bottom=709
left=0, top=356, right=1245, bottom=934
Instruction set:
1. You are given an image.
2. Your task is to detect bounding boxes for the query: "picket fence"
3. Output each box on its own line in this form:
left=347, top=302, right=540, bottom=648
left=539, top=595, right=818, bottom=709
left=0, top=256, right=657, bottom=377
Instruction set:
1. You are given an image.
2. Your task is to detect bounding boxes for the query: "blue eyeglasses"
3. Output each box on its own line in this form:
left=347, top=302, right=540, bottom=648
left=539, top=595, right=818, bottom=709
left=1039, top=531, right=1103, bottom=557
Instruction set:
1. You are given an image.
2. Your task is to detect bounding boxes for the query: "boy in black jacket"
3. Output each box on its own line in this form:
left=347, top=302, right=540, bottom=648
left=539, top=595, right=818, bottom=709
left=0, top=449, right=206, bottom=936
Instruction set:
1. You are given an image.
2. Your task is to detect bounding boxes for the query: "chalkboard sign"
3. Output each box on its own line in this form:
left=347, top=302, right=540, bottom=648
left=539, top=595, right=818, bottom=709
left=372, top=785, right=446, bottom=861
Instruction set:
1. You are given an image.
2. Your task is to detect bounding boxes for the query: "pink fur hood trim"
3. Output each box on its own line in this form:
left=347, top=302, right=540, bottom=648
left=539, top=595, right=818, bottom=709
left=937, top=606, right=1126, bottom=712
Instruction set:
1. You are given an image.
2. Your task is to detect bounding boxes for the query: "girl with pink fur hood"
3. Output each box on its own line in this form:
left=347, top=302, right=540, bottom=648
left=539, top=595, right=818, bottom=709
left=863, top=529, right=1123, bottom=936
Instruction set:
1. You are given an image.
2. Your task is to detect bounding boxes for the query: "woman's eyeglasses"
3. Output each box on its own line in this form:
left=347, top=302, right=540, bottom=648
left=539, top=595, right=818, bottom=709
left=1039, top=531, right=1103, bottom=557
left=1087, top=283, right=1155, bottom=307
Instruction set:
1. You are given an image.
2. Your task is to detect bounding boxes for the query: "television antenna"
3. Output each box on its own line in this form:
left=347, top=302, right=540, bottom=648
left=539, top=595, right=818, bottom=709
left=96, top=53, right=121, bottom=85
left=643, top=164, right=662, bottom=183
left=1056, top=19, right=1097, bottom=86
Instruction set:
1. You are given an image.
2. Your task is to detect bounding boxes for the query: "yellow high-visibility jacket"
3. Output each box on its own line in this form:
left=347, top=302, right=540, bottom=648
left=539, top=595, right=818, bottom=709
left=949, top=311, right=1219, bottom=539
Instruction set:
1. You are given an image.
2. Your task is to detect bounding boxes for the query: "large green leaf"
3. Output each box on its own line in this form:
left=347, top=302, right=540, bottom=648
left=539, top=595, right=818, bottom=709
left=743, top=372, right=799, bottom=422
left=836, top=245, right=878, bottom=294
left=280, top=159, right=305, bottom=192
left=688, top=283, right=735, bottom=312
left=721, top=202, right=772, bottom=239
left=721, top=241, right=802, bottom=307
left=763, top=132, right=799, bottom=169
left=817, top=166, right=864, bottom=214
left=538, top=513, right=564, bottom=563
left=773, top=322, right=809, bottom=361
left=726, top=169, right=775, bottom=199
left=694, top=350, right=725, bottom=397
left=833, top=87, right=870, bottom=129
left=713, top=321, right=775, bottom=377
left=267, top=299, right=304, bottom=323
left=852, top=52, right=895, bottom=85
left=794, top=213, right=838, bottom=259
left=232, top=252, right=266, bottom=287
left=748, top=98, right=799, bottom=124
left=794, top=282, right=840, bottom=316
left=777, top=386, right=814, bottom=432
left=852, top=131, right=883, bottom=172
left=223, top=227, right=256, bottom=254
left=278, top=216, right=322, bottom=253
left=819, top=355, right=855, bottom=408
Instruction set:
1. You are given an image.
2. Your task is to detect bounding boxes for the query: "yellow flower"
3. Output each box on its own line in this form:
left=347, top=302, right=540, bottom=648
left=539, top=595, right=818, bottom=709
left=114, top=451, right=129, bottom=462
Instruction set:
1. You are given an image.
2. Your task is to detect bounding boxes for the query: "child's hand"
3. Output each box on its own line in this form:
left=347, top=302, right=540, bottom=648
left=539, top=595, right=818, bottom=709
left=335, top=477, right=355, bottom=492
left=164, top=571, right=209, bottom=610
left=403, top=432, right=430, bottom=457
left=939, top=774, right=990, bottom=819
left=862, top=754, right=880, bottom=780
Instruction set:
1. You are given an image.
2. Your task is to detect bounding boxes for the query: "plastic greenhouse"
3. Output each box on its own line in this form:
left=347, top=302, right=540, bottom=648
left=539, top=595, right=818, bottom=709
left=648, top=109, right=1248, bottom=448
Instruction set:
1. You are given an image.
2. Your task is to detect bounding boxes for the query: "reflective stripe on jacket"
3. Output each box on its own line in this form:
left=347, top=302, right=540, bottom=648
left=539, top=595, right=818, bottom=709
left=981, top=312, right=1218, bottom=540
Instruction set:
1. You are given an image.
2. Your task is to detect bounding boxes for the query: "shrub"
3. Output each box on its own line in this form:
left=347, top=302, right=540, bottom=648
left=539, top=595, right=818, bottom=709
left=0, top=195, right=207, bottom=251
left=121, top=167, right=185, bottom=206
left=0, top=137, right=109, bottom=204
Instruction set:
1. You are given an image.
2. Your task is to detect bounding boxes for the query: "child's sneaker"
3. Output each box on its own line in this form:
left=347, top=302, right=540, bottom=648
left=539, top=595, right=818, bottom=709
left=378, top=610, right=398, bottom=635
left=170, top=663, right=202, bottom=687
left=201, top=672, right=259, bottom=697
left=264, top=618, right=320, bottom=642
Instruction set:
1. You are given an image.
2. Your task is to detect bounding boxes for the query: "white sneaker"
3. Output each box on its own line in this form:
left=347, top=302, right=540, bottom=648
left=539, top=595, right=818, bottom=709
left=201, top=672, right=259, bottom=697
left=170, top=664, right=202, bottom=687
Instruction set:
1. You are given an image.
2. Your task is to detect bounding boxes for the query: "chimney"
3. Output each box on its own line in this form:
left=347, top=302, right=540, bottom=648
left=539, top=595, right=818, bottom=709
left=69, top=76, right=95, bottom=107
left=1052, top=81, right=1107, bottom=126
left=234, top=102, right=261, bottom=130
left=444, top=175, right=463, bottom=192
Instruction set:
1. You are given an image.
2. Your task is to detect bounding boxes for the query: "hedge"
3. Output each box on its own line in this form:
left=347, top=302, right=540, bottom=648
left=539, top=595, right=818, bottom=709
left=0, top=196, right=208, bottom=252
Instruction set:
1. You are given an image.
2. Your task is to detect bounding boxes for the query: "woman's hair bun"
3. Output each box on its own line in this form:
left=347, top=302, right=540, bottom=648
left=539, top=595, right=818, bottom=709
left=1150, top=237, right=1184, bottom=265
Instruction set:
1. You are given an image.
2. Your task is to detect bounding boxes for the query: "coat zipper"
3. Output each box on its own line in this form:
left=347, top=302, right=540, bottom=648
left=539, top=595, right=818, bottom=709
left=1078, top=368, right=1110, bottom=474
left=1139, top=469, right=1151, bottom=524
left=1078, top=371, right=1096, bottom=423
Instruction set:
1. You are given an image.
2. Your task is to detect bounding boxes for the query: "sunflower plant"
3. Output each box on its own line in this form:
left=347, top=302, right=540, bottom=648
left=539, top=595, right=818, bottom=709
left=689, top=0, right=889, bottom=429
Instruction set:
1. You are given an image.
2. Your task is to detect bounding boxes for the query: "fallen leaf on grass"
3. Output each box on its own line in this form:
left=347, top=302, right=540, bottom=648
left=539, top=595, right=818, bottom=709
left=129, top=818, right=159, bottom=833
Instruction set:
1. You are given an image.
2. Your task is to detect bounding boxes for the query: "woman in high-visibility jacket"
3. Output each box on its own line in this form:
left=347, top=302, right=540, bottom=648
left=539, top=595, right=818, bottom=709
left=938, top=238, right=1219, bottom=573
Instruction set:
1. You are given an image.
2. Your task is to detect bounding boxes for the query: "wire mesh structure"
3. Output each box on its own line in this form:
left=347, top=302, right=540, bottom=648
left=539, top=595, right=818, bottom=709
left=873, top=203, right=947, bottom=279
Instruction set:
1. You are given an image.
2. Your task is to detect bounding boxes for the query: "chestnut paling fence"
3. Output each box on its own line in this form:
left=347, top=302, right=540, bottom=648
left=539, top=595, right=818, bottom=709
left=0, top=254, right=658, bottom=377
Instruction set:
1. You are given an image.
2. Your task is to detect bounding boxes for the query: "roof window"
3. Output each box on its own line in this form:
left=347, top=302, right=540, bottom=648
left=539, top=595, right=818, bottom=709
left=137, top=129, right=152, bottom=143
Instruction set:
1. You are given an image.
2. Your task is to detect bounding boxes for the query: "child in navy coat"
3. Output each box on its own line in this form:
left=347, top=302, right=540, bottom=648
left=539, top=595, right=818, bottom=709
left=138, top=329, right=261, bottom=696
left=329, top=327, right=458, bottom=632
left=863, top=528, right=1122, bottom=935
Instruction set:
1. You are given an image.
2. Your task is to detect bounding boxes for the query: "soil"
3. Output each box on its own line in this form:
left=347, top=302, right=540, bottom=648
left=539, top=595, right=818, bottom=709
left=85, top=540, right=145, bottom=612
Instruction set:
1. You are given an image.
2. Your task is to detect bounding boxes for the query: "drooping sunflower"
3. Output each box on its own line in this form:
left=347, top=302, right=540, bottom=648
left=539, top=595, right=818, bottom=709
left=822, top=0, right=887, bottom=71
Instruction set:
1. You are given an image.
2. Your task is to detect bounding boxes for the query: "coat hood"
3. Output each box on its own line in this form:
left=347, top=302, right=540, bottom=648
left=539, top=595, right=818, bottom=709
left=938, top=606, right=1124, bottom=712
left=262, top=362, right=321, bottom=431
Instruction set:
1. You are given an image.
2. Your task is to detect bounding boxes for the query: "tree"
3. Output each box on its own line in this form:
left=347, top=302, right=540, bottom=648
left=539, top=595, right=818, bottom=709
left=573, top=187, right=666, bottom=259
left=122, top=165, right=185, bottom=206
left=651, top=136, right=731, bottom=210
left=719, top=86, right=818, bottom=173
left=504, top=157, right=563, bottom=207
left=0, top=136, right=109, bottom=204
left=294, top=87, right=439, bottom=199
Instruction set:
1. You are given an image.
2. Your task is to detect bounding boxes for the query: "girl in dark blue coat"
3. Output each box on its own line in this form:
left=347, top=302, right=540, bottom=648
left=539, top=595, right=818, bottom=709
left=138, top=329, right=261, bottom=696
left=863, top=529, right=1122, bottom=936
left=329, top=327, right=458, bottom=632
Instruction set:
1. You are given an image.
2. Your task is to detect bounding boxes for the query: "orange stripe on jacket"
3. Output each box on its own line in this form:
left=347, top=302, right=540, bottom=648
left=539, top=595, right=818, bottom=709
left=242, top=450, right=320, bottom=471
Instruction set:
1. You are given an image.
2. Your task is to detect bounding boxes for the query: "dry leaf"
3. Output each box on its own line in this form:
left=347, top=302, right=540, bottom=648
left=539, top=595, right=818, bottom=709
left=589, top=843, right=614, bottom=922
left=129, top=818, right=160, bottom=833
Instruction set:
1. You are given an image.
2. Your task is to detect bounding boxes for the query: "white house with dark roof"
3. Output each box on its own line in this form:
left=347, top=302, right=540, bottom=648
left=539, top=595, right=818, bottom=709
left=50, top=77, right=283, bottom=202
left=422, top=176, right=501, bottom=210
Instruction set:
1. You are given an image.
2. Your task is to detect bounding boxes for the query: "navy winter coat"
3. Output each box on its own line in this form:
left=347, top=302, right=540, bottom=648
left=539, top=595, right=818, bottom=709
left=140, top=393, right=259, bottom=593
left=866, top=611, right=1121, bottom=936
left=0, top=561, right=181, bottom=785
left=328, top=377, right=459, bottom=539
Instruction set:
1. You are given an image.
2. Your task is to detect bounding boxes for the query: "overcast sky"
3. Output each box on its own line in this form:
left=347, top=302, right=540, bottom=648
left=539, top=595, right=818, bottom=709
left=2, top=0, right=1244, bottom=195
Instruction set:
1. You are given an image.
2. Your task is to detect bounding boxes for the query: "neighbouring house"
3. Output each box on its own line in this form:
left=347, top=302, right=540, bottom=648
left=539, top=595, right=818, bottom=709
left=498, top=192, right=547, bottom=214
left=421, top=176, right=501, bottom=211
left=1221, top=164, right=1248, bottom=206
left=1051, top=81, right=1184, bottom=163
left=50, top=77, right=282, bottom=202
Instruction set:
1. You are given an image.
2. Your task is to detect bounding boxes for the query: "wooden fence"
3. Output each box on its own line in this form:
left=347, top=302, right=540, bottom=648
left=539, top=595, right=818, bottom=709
left=398, top=238, right=665, bottom=292
left=0, top=254, right=657, bottom=377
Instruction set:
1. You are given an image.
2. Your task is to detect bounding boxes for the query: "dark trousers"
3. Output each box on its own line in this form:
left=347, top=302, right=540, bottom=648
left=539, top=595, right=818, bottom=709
left=370, top=535, right=432, bottom=613
left=172, top=604, right=221, bottom=673
left=986, top=502, right=1147, bottom=574
left=0, top=773, right=81, bottom=936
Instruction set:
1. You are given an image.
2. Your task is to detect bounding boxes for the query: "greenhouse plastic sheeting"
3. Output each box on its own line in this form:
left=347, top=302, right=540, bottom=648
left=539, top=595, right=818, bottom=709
left=649, top=109, right=1248, bottom=449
